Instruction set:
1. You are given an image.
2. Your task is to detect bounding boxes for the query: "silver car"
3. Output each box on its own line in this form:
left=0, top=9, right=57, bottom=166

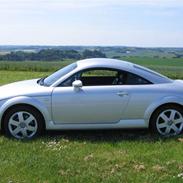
left=0, top=58, right=183, bottom=139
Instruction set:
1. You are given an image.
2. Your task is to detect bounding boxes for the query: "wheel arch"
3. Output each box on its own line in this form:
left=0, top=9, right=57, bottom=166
left=144, top=96, right=183, bottom=127
left=0, top=96, right=51, bottom=130
left=148, top=103, right=183, bottom=128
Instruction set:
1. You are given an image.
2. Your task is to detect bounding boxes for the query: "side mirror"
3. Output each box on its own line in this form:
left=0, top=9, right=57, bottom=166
left=72, top=80, right=83, bottom=90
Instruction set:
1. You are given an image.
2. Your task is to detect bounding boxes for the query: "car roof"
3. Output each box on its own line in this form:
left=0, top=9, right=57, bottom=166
left=77, top=58, right=133, bottom=70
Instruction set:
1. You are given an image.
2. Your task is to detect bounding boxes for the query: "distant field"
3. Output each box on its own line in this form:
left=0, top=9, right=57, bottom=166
left=124, top=57, right=183, bottom=79
left=124, top=57, right=183, bottom=67
left=1, top=57, right=183, bottom=71
left=0, top=71, right=49, bottom=85
left=0, top=61, right=73, bottom=72
left=0, top=57, right=183, bottom=80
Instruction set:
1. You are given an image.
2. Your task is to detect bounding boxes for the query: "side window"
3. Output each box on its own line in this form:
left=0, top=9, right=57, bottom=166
left=60, top=68, right=151, bottom=87
left=80, top=69, right=119, bottom=86
left=82, top=70, right=117, bottom=77
left=60, top=68, right=125, bottom=86
left=125, top=72, right=151, bottom=85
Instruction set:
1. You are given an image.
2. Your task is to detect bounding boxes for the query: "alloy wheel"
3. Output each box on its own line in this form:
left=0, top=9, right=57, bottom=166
left=8, top=111, right=38, bottom=139
left=156, top=109, right=183, bottom=136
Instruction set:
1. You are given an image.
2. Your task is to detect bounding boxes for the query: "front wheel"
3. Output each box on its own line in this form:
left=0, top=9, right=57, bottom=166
left=150, top=105, right=183, bottom=136
left=3, top=106, right=44, bottom=140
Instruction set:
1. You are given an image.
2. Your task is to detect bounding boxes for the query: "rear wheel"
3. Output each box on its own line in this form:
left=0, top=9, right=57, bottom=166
left=150, top=105, right=183, bottom=136
left=3, top=106, right=44, bottom=140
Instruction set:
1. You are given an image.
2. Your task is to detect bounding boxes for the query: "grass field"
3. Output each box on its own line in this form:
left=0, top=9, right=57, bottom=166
left=1, top=131, right=183, bottom=183
left=0, top=58, right=183, bottom=183
left=0, top=57, right=183, bottom=79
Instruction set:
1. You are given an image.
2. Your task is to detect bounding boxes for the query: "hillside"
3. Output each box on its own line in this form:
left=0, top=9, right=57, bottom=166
left=0, top=46, right=183, bottom=61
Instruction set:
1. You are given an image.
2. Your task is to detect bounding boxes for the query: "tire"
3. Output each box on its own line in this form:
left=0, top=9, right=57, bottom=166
left=150, top=105, right=183, bottom=136
left=3, top=105, right=45, bottom=140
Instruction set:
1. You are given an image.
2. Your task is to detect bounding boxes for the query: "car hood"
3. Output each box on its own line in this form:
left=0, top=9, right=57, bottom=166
left=0, top=79, right=53, bottom=101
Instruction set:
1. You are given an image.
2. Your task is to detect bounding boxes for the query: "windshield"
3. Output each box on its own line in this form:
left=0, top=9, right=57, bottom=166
left=43, top=63, right=77, bottom=86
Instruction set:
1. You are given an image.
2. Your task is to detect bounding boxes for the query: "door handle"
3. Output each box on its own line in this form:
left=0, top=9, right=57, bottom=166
left=117, top=91, right=128, bottom=97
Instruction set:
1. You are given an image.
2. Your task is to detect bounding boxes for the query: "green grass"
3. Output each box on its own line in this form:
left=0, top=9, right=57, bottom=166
left=0, top=131, right=183, bottom=183
left=124, top=56, right=183, bottom=67
left=0, top=71, right=50, bottom=85
left=123, top=57, right=183, bottom=79
left=0, top=61, right=73, bottom=72
left=0, top=58, right=183, bottom=182
left=1, top=57, right=183, bottom=79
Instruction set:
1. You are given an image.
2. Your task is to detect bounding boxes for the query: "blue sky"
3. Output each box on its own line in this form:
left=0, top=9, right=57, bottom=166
left=0, top=0, right=183, bottom=47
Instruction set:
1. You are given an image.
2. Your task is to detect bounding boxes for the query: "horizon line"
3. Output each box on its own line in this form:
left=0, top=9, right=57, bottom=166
left=0, top=44, right=183, bottom=49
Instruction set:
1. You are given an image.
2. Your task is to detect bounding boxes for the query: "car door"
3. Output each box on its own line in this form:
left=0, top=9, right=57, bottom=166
left=51, top=68, right=130, bottom=124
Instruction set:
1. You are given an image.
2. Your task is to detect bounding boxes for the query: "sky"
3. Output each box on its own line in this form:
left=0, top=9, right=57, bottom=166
left=0, top=0, right=183, bottom=47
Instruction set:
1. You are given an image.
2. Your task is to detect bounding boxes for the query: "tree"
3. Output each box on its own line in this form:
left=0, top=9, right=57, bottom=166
left=82, top=49, right=106, bottom=59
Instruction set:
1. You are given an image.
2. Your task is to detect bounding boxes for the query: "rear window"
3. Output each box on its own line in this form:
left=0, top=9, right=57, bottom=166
left=133, top=64, right=170, bottom=80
